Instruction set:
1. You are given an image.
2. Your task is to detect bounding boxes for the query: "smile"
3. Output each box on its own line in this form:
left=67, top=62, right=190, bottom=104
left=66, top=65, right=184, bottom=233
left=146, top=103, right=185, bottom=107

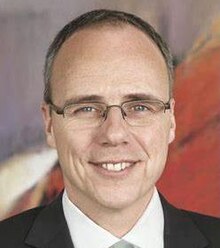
left=91, top=161, right=136, bottom=172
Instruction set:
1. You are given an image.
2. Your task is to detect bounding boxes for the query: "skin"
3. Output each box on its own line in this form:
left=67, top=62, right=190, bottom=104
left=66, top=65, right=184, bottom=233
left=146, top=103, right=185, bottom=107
left=42, top=24, right=176, bottom=237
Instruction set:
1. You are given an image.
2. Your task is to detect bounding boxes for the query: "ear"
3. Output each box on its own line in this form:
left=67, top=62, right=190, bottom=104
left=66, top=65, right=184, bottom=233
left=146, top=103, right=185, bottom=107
left=41, top=102, right=57, bottom=148
left=168, top=98, right=176, bottom=144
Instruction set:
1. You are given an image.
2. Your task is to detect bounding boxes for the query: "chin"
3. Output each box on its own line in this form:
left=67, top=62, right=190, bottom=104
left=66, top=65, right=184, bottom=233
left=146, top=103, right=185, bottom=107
left=98, top=198, right=135, bottom=210
left=93, top=189, right=146, bottom=211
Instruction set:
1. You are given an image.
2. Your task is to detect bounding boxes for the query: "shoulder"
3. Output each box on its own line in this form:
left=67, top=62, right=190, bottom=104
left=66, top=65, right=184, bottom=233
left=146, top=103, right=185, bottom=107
left=159, top=193, right=220, bottom=246
left=183, top=209, right=220, bottom=239
left=0, top=206, right=44, bottom=247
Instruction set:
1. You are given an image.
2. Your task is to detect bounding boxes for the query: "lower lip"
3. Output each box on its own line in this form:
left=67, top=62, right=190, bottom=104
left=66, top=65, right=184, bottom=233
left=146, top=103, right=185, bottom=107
left=89, top=162, right=138, bottom=177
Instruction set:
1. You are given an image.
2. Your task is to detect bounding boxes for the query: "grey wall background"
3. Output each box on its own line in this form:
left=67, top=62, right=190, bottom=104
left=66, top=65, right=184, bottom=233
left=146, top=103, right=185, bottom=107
left=1, top=0, right=220, bottom=162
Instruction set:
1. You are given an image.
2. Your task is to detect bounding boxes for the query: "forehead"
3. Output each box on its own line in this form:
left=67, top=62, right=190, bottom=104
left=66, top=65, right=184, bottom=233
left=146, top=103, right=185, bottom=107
left=50, top=24, right=169, bottom=104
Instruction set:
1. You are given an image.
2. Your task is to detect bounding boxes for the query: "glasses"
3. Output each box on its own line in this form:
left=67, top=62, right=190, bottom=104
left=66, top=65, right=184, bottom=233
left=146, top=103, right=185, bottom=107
left=48, top=99, right=171, bottom=128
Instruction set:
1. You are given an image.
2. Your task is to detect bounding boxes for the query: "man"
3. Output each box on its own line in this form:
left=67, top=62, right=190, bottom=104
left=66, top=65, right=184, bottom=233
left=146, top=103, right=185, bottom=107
left=0, top=9, right=219, bottom=248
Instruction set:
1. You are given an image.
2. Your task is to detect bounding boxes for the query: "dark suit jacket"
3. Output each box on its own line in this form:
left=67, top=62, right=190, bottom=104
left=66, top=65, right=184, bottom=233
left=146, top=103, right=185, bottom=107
left=0, top=192, right=220, bottom=248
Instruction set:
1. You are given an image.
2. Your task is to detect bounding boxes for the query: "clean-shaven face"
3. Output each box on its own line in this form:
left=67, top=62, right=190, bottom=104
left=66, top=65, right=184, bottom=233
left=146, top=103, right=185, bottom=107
left=42, top=24, right=176, bottom=212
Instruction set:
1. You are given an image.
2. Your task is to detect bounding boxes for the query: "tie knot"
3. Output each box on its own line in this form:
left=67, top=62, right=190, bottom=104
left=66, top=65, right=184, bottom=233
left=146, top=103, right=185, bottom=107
left=110, top=240, right=138, bottom=248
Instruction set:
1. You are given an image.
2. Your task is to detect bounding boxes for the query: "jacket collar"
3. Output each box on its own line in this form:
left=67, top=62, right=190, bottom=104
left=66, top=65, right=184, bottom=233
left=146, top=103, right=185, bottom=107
left=160, top=194, right=209, bottom=248
left=25, top=193, right=74, bottom=248
left=25, top=191, right=209, bottom=248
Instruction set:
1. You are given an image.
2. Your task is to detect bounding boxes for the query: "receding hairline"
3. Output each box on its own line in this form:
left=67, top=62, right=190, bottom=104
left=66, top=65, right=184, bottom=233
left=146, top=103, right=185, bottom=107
left=53, top=21, right=168, bottom=67
left=44, top=11, right=174, bottom=103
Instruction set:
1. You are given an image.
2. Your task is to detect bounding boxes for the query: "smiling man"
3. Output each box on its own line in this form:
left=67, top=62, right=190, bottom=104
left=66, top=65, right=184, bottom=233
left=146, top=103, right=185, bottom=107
left=0, top=9, right=220, bottom=248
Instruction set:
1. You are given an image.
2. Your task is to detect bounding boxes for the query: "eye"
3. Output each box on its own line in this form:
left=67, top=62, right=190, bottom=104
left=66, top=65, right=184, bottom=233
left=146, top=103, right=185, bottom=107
left=64, top=103, right=106, bottom=119
left=73, top=106, right=98, bottom=115
left=64, top=104, right=98, bottom=117
left=76, top=106, right=96, bottom=112
left=132, top=105, right=150, bottom=112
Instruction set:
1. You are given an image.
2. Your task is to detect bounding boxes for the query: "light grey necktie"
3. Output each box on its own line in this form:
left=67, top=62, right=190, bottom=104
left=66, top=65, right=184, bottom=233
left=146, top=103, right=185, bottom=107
left=109, top=240, right=139, bottom=248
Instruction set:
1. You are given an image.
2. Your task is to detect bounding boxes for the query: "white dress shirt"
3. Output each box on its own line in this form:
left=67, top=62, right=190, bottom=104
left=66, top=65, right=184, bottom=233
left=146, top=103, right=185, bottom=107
left=62, top=188, right=164, bottom=248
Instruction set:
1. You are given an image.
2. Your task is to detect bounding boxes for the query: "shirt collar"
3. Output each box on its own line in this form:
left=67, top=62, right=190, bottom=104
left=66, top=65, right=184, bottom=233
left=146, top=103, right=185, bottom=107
left=123, top=188, right=164, bottom=248
left=62, top=188, right=164, bottom=248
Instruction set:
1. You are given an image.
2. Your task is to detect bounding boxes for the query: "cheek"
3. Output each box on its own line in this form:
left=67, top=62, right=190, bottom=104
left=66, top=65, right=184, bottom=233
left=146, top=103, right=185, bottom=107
left=151, top=125, right=170, bottom=157
left=52, top=122, right=97, bottom=188
left=134, top=121, right=170, bottom=155
left=52, top=121, right=95, bottom=161
left=131, top=119, right=171, bottom=178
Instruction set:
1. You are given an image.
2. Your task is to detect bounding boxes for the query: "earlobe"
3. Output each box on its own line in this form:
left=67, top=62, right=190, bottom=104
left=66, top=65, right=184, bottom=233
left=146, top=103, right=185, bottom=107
left=168, top=128, right=175, bottom=144
left=168, top=98, right=176, bottom=144
left=41, top=102, right=57, bottom=148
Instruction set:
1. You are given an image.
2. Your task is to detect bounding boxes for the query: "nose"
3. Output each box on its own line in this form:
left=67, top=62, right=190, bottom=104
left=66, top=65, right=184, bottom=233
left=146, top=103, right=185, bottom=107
left=96, top=107, right=129, bottom=147
left=103, top=105, right=126, bottom=121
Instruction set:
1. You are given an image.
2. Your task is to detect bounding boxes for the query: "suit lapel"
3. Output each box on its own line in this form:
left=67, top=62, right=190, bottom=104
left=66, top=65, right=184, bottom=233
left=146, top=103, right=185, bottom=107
left=160, top=194, right=209, bottom=248
left=25, top=193, right=74, bottom=248
left=24, top=190, right=211, bottom=248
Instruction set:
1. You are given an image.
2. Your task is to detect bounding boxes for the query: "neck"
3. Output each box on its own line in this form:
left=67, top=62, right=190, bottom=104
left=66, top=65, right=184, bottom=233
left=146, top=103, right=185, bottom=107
left=65, top=187, right=154, bottom=237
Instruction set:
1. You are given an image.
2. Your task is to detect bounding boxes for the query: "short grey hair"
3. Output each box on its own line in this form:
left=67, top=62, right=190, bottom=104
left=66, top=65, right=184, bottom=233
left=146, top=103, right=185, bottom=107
left=43, top=9, right=174, bottom=103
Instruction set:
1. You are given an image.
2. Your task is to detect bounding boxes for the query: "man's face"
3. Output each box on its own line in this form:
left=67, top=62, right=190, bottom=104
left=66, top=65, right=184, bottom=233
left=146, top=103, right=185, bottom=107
left=42, top=25, right=175, bottom=212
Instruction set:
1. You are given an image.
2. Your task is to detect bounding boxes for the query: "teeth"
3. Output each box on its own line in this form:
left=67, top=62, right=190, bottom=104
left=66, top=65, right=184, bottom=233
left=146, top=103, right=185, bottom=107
left=121, top=162, right=127, bottom=170
left=102, top=163, right=107, bottom=169
left=107, top=163, right=114, bottom=170
left=114, top=163, right=122, bottom=171
left=100, top=162, right=133, bottom=171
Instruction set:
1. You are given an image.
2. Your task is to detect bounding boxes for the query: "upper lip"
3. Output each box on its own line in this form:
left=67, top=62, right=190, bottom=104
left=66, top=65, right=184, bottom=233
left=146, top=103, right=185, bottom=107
left=90, top=160, right=139, bottom=164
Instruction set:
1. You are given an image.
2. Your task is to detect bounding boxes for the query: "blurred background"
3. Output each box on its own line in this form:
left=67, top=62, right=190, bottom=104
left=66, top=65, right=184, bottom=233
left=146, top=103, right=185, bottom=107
left=0, top=0, right=220, bottom=220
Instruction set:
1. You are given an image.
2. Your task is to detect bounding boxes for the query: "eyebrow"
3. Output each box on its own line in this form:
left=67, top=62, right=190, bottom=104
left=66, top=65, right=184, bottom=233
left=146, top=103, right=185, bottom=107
left=122, top=93, right=161, bottom=101
left=64, top=95, right=105, bottom=106
left=63, top=93, right=161, bottom=106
